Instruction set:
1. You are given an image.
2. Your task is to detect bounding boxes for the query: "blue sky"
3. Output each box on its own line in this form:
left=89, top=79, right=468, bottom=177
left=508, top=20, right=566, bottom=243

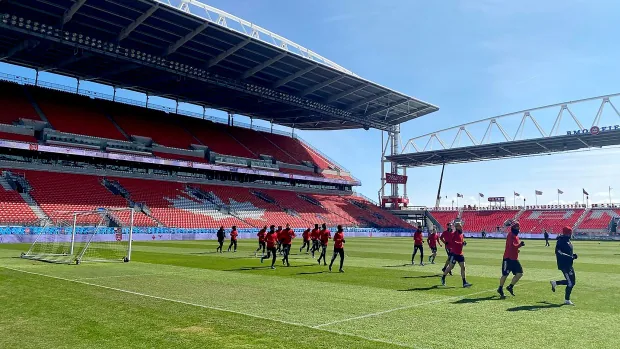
left=3, top=0, right=620, bottom=207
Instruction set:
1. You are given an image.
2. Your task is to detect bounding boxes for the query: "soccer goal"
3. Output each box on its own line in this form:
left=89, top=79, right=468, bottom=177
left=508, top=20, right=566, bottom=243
left=21, top=208, right=134, bottom=265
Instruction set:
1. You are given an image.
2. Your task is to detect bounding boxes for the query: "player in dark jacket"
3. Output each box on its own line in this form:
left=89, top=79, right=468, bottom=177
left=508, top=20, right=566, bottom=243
left=216, top=226, right=225, bottom=253
left=550, top=226, right=578, bottom=305
left=544, top=230, right=550, bottom=247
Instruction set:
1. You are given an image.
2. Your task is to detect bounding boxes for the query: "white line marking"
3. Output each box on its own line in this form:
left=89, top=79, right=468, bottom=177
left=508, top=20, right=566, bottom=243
left=1, top=266, right=417, bottom=348
left=314, top=281, right=537, bottom=328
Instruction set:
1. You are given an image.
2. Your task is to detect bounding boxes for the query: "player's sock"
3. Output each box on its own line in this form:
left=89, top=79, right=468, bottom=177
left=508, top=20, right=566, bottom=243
left=550, top=280, right=557, bottom=292
left=497, top=286, right=505, bottom=297
left=441, top=275, right=446, bottom=286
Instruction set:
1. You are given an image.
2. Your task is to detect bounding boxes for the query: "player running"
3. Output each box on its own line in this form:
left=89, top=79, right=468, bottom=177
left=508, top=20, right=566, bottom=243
left=261, top=225, right=278, bottom=269
left=550, top=226, right=578, bottom=305
left=441, top=222, right=472, bottom=288
left=329, top=225, right=345, bottom=273
left=411, top=226, right=425, bottom=266
left=310, top=224, right=320, bottom=258
left=281, top=223, right=296, bottom=267
left=216, top=226, right=225, bottom=253
left=440, top=223, right=454, bottom=275
left=317, top=223, right=331, bottom=266
left=497, top=222, right=525, bottom=298
left=227, top=225, right=238, bottom=252
left=255, top=225, right=267, bottom=257
left=427, top=226, right=442, bottom=264
left=276, top=226, right=283, bottom=254
left=300, top=227, right=311, bottom=253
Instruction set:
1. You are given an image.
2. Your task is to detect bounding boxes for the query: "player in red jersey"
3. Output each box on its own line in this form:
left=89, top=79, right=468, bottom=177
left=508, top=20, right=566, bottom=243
left=299, top=227, right=311, bottom=254
left=280, top=223, right=296, bottom=267
left=329, top=225, right=346, bottom=272
left=411, top=226, right=425, bottom=266
left=498, top=222, right=525, bottom=298
left=275, top=226, right=283, bottom=254
left=317, top=223, right=331, bottom=266
left=427, top=226, right=442, bottom=264
left=261, top=225, right=278, bottom=269
left=227, top=226, right=238, bottom=252
left=441, top=222, right=472, bottom=288
left=255, top=225, right=267, bottom=257
left=440, top=223, right=454, bottom=275
left=310, top=224, right=320, bottom=258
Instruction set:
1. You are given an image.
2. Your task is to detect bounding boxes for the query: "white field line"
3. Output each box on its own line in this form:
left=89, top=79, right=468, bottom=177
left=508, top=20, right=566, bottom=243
left=314, top=280, right=537, bottom=328
left=1, top=266, right=419, bottom=349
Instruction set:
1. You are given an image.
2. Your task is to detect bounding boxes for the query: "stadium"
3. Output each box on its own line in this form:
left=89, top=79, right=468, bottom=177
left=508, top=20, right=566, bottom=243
left=0, top=1, right=619, bottom=348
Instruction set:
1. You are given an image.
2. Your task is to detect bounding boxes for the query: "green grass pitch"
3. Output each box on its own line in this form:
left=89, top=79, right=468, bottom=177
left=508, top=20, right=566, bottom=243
left=1, top=238, right=619, bottom=349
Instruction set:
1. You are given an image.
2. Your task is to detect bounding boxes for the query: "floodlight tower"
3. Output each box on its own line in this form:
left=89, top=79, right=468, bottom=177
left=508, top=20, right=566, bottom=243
left=380, top=124, right=408, bottom=209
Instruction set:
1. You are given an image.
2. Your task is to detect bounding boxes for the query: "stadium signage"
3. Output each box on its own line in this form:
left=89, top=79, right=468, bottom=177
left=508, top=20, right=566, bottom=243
left=487, top=197, right=505, bottom=202
left=567, top=125, right=618, bottom=135
left=0, top=140, right=361, bottom=186
left=385, top=173, right=408, bottom=184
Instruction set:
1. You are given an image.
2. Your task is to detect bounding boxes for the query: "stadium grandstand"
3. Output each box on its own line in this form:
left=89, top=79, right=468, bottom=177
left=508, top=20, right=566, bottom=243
left=0, top=0, right=617, bottom=241
left=0, top=0, right=437, bottom=239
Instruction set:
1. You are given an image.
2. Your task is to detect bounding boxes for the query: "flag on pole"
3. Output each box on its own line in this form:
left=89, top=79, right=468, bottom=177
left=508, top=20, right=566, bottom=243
left=457, top=193, right=463, bottom=198
left=558, top=189, right=564, bottom=194
left=514, top=192, right=520, bottom=197
left=535, top=190, right=543, bottom=195
left=582, top=188, right=589, bottom=195
left=479, top=193, right=484, bottom=198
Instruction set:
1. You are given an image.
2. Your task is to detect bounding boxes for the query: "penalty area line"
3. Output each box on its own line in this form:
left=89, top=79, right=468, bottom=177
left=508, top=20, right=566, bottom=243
left=1, top=266, right=418, bottom=349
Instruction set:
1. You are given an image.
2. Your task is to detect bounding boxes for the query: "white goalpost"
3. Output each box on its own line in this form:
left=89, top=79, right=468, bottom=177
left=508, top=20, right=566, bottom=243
left=21, top=208, right=134, bottom=265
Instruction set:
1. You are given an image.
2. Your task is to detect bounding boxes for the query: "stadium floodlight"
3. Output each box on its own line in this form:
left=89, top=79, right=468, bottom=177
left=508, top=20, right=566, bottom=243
left=21, top=208, right=135, bottom=265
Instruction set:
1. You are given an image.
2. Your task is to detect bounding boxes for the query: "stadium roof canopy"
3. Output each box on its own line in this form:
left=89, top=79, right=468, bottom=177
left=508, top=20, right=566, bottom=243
left=387, top=131, right=620, bottom=167
left=388, top=92, right=620, bottom=167
left=0, top=0, right=438, bottom=131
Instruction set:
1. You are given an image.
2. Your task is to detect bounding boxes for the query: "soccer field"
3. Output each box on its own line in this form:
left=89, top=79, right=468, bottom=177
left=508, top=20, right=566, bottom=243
left=1, top=238, right=619, bottom=349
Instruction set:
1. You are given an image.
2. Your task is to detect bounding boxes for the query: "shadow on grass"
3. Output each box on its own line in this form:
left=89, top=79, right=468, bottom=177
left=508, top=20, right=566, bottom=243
left=398, top=285, right=446, bottom=291
left=383, top=264, right=411, bottom=268
left=188, top=251, right=221, bottom=255
left=402, top=274, right=441, bottom=279
left=297, top=271, right=325, bottom=275
left=452, top=295, right=498, bottom=304
left=223, top=264, right=315, bottom=271
left=506, top=301, right=564, bottom=312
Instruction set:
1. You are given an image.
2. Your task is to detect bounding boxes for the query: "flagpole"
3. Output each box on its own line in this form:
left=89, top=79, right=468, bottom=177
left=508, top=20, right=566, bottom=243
left=535, top=191, right=537, bottom=206
left=513, top=192, right=515, bottom=207
left=609, top=186, right=613, bottom=205
left=558, top=191, right=559, bottom=205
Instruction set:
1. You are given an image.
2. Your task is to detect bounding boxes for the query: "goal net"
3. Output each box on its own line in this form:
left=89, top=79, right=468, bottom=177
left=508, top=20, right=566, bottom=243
left=21, top=208, right=134, bottom=264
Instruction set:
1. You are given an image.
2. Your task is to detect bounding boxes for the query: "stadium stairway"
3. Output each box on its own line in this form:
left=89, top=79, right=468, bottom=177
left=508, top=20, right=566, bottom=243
left=0, top=171, right=43, bottom=224
left=573, top=208, right=591, bottom=230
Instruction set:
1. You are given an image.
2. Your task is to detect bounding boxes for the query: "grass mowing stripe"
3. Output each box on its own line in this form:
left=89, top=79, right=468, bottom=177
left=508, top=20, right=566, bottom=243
left=0, top=266, right=419, bottom=349
left=76, top=272, right=173, bottom=280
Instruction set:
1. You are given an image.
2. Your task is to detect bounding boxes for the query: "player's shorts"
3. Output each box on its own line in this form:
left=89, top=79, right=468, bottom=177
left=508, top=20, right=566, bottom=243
left=258, top=241, right=266, bottom=248
left=502, top=258, right=523, bottom=276
left=450, top=254, right=465, bottom=264
left=430, top=247, right=438, bottom=253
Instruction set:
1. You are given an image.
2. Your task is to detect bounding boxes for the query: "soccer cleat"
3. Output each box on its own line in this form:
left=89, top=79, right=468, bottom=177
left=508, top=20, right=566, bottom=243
left=497, top=287, right=505, bottom=298
left=260, top=257, right=264, bottom=264
left=420, top=263, right=425, bottom=266
left=270, top=266, right=276, bottom=270
left=329, top=265, right=332, bottom=272
left=550, top=281, right=557, bottom=292
left=506, top=285, right=515, bottom=296
left=564, top=300, right=574, bottom=306
left=463, top=282, right=473, bottom=288
left=441, top=276, right=446, bottom=286
left=339, top=269, right=344, bottom=273
left=411, top=261, right=415, bottom=265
